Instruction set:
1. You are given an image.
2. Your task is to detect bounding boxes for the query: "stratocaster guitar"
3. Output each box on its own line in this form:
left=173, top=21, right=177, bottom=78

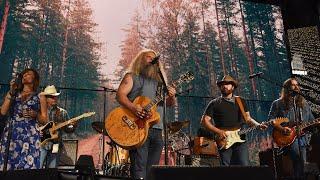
left=40, top=112, right=95, bottom=146
left=215, top=120, right=273, bottom=150
left=105, top=72, right=194, bottom=150
left=272, top=117, right=320, bottom=147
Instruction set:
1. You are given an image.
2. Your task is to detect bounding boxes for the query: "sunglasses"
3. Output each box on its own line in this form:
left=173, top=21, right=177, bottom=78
left=46, top=95, right=57, bottom=99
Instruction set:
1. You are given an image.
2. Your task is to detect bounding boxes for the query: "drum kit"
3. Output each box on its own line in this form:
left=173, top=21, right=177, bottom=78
left=91, top=121, right=130, bottom=177
left=91, top=119, right=218, bottom=177
left=166, top=120, right=219, bottom=166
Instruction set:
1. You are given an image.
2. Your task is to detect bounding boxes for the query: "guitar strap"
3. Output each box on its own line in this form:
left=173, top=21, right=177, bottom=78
left=235, top=96, right=249, bottom=123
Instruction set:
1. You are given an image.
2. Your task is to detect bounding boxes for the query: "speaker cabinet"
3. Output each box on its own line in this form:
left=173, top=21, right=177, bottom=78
left=59, top=139, right=78, bottom=166
left=150, top=165, right=274, bottom=180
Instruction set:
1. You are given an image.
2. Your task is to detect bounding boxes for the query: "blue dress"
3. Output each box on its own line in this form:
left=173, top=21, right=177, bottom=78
left=0, top=92, right=41, bottom=170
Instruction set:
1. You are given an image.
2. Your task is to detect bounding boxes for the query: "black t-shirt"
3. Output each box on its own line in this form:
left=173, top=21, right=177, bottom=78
left=204, top=96, right=248, bottom=129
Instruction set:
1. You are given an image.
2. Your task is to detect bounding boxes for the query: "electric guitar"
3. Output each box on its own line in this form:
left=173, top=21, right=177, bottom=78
left=40, top=112, right=95, bottom=146
left=105, top=72, right=194, bottom=150
left=215, top=120, right=273, bottom=150
left=272, top=117, right=320, bottom=147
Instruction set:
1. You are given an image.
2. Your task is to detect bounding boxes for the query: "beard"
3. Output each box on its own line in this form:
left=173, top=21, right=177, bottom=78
left=221, top=88, right=233, bottom=96
left=140, top=63, right=159, bottom=80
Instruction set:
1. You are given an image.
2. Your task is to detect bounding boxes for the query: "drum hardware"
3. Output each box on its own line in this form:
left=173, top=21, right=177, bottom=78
left=91, top=121, right=108, bottom=136
left=91, top=121, right=130, bottom=177
left=104, top=144, right=130, bottom=177
left=167, top=120, right=190, bottom=134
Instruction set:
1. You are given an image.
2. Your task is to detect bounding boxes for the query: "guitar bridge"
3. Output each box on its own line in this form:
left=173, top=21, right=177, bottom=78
left=122, top=116, right=136, bottom=130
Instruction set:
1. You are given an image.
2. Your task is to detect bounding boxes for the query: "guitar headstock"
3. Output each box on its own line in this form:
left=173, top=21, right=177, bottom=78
left=179, top=71, right=194, bottom=83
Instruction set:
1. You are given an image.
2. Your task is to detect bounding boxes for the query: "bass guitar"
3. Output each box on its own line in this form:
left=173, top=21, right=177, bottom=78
left=40, top=112, right=95, bottom=146
left=272, top=117, right=320, bottom=147
left=105, top=72, right=194, bottom=150
left=215, top=120, right=273, bottom=150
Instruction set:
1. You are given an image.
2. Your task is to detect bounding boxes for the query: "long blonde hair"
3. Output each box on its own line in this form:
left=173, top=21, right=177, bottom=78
left=129, top=49, right=167, bottom=82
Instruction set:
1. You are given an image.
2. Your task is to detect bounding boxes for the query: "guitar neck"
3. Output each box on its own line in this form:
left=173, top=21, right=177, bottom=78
left=238, top=120, right=273, bottom=135
left=53, top=116, right=82, bottom=131
left=144, top=79, right=183, bottom=111
left=299, top=117, right=320, bottom=130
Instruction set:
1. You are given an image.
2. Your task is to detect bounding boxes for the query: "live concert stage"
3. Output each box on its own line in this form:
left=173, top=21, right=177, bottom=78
left=0, top=0, right=320, bottom=180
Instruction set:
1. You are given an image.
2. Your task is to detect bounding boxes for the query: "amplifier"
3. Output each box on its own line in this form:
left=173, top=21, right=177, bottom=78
left=58, top=139, right=78, bottom=166
left=193, top=137, right=218, bottom=156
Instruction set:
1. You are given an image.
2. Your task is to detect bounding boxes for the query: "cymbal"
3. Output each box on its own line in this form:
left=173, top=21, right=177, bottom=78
left=91, top=121, right=108, bottom=135
left=167, top=120, right=190, bottom=134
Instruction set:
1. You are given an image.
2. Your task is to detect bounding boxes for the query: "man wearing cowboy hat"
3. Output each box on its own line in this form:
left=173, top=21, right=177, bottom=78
left=201, top=75, right=266, bottom=166
left=39, top=85, right=76, bottom=168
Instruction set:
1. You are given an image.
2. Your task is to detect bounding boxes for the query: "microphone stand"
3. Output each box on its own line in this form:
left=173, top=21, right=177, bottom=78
left=254, top=74, right=306, bottom=178
left=99, top=86, right=116, bottom=175
left=157, top=67, right=169, bottom=165
left=102, top=86, right=107, bottom=175
left=292, top=94, right=305, bottom=178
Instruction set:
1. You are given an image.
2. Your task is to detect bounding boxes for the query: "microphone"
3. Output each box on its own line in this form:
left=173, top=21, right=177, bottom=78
left=151, top=54, right=161, bottom=65
left=249, top=72, right=263, bottom=79
left=300, top=87, right=313, bottom=92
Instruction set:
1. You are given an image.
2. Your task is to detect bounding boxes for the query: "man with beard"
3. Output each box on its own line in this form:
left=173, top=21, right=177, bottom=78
left=116, top=49, right=176, bottom=180
left=268, top=78, right=315, bottom=179
left=201, top=75, right=265, bottom=166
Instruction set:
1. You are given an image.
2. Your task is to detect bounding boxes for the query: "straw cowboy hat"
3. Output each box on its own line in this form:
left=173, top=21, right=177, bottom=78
left=40, top=85, right=60, bottom=96
left=217, top=75, right=238, bottom=88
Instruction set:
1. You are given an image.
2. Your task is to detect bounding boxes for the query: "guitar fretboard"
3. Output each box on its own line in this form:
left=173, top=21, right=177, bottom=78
left=238, top=120, right=273, bottom=135
left=298, top=117, right=320, bottom=130
left=144, top=76, right=190, bottom=112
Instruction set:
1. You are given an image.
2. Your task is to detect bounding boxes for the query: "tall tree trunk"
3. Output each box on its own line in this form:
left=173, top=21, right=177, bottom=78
left=214, top=0, right=226, bottom=75
left=239, top=0, right=257, bottom=95
left=61, top=0, right=71, bottom=86
left=222, top=1, right=237, bottom=79
left=201, top=1, right=213, bottom=95
left=0, top=0, right=10, bottom=54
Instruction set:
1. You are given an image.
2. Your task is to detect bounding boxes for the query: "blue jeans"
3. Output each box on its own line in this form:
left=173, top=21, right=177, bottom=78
left=40, top=146, right=59, bottom=168
left=219, top=142, right=249, bottom=166
left=129, top=128, right=164, bottom=180
left=288, top=138, right=307, bottom=178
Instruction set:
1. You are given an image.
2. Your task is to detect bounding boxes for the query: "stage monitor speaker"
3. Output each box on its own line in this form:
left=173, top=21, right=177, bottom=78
left=150, top=165, right=275, bottom=180
left=58, top=139, right=78, bottom=166
left=58, top=171, right=131, bottom=180
left=0, top=168, right=59, bottom=180
left=184, top=155, right=220, bottom=167
left=75, top=155, right=95, bottom=175
left=259, top=149, right=294, bottom=178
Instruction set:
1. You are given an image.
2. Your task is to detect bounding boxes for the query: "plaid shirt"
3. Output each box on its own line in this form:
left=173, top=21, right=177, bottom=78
left=43, top=105, right=72, bottom=150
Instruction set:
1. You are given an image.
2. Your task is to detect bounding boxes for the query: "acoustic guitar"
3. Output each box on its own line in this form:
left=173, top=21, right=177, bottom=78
left=40, top=112, right=95, bottom=146
left=272, top=117, right=320, bottom=147
left=105, top=72, right=194, bottom=150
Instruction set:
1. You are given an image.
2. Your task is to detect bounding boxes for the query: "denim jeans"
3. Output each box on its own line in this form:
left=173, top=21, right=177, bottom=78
left=129, top=128, right=164, bottom=180
left=40, top=146, right=59, bottom=168
left=288, top=138, right=307, bottom=178
left=219, top=142, right=249, bottom=166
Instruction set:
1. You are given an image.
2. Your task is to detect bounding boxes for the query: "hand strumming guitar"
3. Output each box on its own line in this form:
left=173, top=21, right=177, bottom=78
left=216, top=129, right=227, bottom=139
left=132, top=104, right=151, bottom=119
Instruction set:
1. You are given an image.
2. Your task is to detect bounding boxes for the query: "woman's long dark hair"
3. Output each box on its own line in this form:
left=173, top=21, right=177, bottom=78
left=16, top=68, right=40, bottom=92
